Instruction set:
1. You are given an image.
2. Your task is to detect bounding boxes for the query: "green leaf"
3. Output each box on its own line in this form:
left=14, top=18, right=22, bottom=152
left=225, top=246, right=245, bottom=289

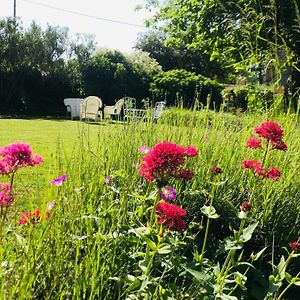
left=285, top=272, right=292, bottom=282
left=225, top=238, right=242, bottom=251
left=268, top=280, right=282, bottom=294
left=157, top=243, right=172, bottom=255
left=293, top=280, right=300, bottom=286
left=124, top=278, right=141, bottom=293
left=181, top=265, right=211, bottom=283
left=250, top=246, right=268, bottom=261
left=139, top=259, right=148, bottom=273
left=14, top=233, right=28, bottom=253
left=274, top=256, right=286, bottom=281
left=240, top=222, right=258, bottom=243
left=201, top=205, right=220, bottom=219
left=218, top=293, right=238, bottom=300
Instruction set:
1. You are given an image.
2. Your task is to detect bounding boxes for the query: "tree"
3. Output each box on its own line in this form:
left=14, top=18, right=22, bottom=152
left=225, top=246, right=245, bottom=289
left=79, top=49, right=161, bottom=105
left=135, top=30, right=225, bottom=80
left=143, top=0, right=300, bottom=84
left=0, top=18, right=69, bottom=113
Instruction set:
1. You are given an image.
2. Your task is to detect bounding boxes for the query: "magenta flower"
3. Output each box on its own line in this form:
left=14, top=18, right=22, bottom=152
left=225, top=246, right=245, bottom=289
left=156, top=201, right=187, bottom=232
left=246, top=137, right=263, bottom=149
left=240, top=201, right=252, bottom=212
left=160, top=186, right=177, bottom=201
left=0, top=183, right=13, bottom=207
left=241, top=160, right=264, bottom=175
left=0, top=143, right=44, bottom=175
left=271, top=140, right=287, bottom=151
left=264, top=167, right=281, bottom=181
left=139, top=142, right=198, bottom=182
left=289, top=241, right=300, bottom=252
left=255, top=121, right=284, bottom=142
left=211, top=166, right=223, bottom=174
left=50, top=175, right=67, bottom=186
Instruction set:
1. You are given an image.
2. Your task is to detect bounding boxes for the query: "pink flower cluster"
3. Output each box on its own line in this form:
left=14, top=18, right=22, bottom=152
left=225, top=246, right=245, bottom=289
left=246, top=121, right=287, bottom=151
left=0, top=183, right=13, bottom=207
left=0, top=143, right=44, bottom=175
left=139, top=142, right=198, bottom=182
left=242, top=121, right=286, bottom=181
left=289, top=241, right=300, bottom=252
left=240, top=201, right=252, bottom=212
left=156, top=201, right=187, bottom=232
left=241, top=160, right=281, bottom=180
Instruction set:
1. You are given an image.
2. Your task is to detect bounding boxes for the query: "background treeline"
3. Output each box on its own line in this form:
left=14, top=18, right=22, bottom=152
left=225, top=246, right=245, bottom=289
left=0, top=18, right=163, bottom=115
left=1, top=0, right=300, bottom=116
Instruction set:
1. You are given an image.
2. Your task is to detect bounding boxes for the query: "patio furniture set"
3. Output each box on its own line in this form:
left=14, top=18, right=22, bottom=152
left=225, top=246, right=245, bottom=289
left=63, top=96, right=166, bottom=122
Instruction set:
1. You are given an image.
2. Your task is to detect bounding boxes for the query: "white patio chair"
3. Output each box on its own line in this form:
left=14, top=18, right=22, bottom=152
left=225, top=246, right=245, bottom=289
left=80, top=96, right=103, bottom=122
left=104, top=98, right=125, bottom=120
left=152, top=101, right=166, bottom=121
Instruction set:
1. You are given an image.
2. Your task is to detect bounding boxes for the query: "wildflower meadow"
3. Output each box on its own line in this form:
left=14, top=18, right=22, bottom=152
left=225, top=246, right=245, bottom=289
left=0, top=109, right=299, bottom=299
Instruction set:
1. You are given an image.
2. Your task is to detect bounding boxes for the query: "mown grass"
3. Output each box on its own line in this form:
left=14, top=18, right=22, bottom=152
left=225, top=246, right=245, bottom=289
left=0, top=109, right=299, bottom=299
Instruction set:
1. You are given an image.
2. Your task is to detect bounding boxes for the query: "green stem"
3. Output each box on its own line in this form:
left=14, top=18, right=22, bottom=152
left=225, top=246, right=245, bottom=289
left=145, top=189, right=161, bottom=274
left=217, top=217, right=246, bottom=294
left=262, top=141, right=270, bottom=168
left=276, top=270, right=300, bottom=300
left=200, top=183, right=217, bottom=264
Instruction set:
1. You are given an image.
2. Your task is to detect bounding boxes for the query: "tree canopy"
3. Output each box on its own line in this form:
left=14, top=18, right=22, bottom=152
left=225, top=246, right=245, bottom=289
left=143, top=0, right=300, bottom=83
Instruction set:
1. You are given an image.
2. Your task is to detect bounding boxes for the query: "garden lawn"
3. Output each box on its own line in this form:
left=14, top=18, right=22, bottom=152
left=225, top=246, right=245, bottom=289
left=0, top=110, right=299, bottom=299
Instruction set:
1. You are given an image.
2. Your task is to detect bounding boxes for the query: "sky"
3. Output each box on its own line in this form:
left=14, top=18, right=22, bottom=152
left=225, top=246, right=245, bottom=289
left=0, top=0, right=155, bottom=53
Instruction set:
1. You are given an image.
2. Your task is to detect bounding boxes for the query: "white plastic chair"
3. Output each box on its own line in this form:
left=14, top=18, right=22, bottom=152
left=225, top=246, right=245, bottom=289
left=104, top=98, right=125, bottom=120
left=152, top=101, right=166, bottom=120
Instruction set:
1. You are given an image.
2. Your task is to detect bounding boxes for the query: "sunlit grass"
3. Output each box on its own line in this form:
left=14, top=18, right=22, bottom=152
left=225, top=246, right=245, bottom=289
left=0, top=110, right=299, bottom=299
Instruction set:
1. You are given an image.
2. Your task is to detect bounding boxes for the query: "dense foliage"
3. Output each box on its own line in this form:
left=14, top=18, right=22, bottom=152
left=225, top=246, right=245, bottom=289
left=150, top=69, right=222, bottom=107
left=143, top=0, right=300, bottom=85
left=0, top=18, right=161, bottom=115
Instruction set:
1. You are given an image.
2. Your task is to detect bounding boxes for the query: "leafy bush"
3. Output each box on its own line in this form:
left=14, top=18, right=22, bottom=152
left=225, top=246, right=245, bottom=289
left=221, top=85, right=286, bottom=113
left=150, top=69, right=223, bottom=108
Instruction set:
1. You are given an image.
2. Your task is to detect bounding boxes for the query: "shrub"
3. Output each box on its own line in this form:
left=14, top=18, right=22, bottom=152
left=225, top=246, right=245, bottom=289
left=150, top=69, right=223, bottom=108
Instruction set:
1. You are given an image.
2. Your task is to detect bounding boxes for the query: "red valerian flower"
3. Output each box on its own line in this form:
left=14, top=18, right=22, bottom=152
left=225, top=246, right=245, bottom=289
left=246, top=137, right=263, bottom=149
left=240, top=201, right=252, bottom=212
left=289, top=241, right=300, bottom=251
left=0, top=143, right=44, bottom=175
left=156, top=201, right=187, bottom=232
left=271, top=140, right=287, bottom=151
left=0, top=183, right=13, bottom=207
left=254, top=121, right=284, bottom=142
left=139, top=141, right=198, bottom=182
left=179, top=169, right=194, bottom=180
left=264, top=167, right=281, bottom=181
left=211, top=166, right=223, bottom=174
left=241, top=160, right=264, bottom=175
left=18, top=209, right=50, bottom=225
left=184, top=145, right=199, bottom=157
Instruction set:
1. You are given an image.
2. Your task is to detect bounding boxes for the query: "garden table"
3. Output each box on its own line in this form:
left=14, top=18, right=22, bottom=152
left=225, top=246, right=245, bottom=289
left=63, top=98, right=84, bottom=119
left=124, top=108, right=147, bottom=121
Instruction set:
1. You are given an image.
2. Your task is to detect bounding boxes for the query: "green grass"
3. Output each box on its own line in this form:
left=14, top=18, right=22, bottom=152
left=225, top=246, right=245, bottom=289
left=0, top=110, right=299, bottom=299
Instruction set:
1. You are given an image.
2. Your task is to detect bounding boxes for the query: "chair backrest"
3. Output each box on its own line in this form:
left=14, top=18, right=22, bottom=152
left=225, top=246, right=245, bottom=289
left=123, top=97, right=136, bottom=110
left=114, top=98, right=125, bottom=115
left=153, top=101, right=166, bottom=119
left=80, top=96, right=102, bottom=121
